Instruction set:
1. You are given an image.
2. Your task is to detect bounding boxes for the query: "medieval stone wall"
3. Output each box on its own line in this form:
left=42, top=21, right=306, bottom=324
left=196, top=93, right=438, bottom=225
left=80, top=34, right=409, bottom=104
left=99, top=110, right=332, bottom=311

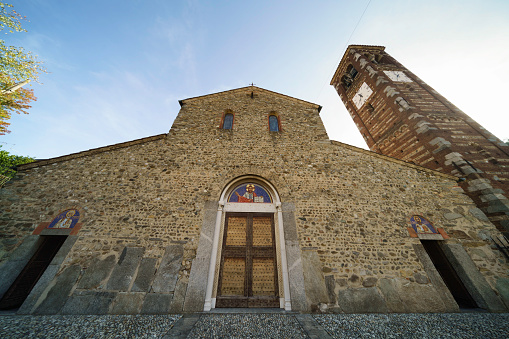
left=1, top=87, right=508, bottom=314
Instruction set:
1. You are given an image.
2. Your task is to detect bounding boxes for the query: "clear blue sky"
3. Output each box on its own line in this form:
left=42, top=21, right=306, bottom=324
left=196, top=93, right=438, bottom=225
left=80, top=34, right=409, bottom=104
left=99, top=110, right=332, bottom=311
left=2, top=0, right=509, bottom=158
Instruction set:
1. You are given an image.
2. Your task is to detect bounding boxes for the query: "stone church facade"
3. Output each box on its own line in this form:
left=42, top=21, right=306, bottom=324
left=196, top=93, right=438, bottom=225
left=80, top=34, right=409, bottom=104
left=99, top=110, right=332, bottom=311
left=1, top=56, right=509, bottom=314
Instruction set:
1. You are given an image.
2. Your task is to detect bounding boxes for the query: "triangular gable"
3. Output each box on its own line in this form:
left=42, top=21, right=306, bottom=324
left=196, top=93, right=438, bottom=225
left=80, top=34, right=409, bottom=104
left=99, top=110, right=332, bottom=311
left=179, top=86, right=322, bottom=112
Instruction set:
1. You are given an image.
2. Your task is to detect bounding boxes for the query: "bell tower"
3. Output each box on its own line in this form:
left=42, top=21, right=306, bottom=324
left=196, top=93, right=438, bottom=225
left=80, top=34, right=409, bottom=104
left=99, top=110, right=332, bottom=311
left=331, top=45, right=509, bottom=234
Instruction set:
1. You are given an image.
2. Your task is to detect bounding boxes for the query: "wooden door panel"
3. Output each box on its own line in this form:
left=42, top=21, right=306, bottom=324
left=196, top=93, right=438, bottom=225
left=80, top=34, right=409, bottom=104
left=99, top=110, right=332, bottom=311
left=252, top=258, right=275, bottom=296
left=225, top=217, right=247, bottom=246
left=216, top=213, right=278, bottom=308
left=220, top=257, right=246, bottom=296
left=252, top=216, right=273, bottom=246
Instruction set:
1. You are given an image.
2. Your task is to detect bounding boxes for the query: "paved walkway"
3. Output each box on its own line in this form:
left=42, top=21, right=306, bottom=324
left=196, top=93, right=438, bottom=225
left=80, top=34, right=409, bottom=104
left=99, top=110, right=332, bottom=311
left=0, top=312, right=508, bottom=338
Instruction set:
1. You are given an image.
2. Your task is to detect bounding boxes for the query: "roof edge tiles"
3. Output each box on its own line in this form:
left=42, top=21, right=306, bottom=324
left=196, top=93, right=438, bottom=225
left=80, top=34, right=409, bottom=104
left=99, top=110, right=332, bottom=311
left=17, top=134, right=168, bottom=171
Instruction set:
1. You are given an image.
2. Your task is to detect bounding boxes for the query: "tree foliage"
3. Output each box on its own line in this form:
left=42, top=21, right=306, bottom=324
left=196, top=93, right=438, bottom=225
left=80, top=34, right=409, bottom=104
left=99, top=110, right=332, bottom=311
left=0, top=145, right=34, bottom=179
left=0, top=2, right=45, bottom=135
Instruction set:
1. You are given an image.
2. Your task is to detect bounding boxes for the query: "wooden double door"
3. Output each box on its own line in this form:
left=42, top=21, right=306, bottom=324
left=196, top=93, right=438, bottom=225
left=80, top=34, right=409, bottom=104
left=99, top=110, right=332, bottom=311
left=216, top=213, right=279, bottom=308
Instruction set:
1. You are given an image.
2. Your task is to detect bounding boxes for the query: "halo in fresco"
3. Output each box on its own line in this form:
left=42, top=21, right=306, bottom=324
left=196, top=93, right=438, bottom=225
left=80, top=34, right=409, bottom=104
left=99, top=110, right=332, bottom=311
left=48, top=209, right=80, bottom=229
left=228, top=183, right=272, bottom=203
left=410, top=215, right=437, bottom=234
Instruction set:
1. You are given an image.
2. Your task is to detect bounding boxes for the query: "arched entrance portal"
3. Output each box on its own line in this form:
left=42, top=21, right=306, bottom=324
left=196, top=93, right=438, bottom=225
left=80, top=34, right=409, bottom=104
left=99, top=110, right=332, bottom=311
left=203, top=176, right=291, bottom=311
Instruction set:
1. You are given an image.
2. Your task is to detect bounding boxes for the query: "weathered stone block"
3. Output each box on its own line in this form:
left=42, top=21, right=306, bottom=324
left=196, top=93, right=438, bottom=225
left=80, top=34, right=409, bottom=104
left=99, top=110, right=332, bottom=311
left=325, top=275, right=336, bottom=303
left=0, top=235, right=39, bottom=298
left=152, top=245, right=183, bottom=293
left=337, top=287, right=388, bottom=313
left=34, top=265, right=81, bottom=315
left=169, top=279, right=188, bottom=313
left=495, top=277, right=509, bottom=309
left=183, top=201, right=216, bottom=312
left=362, top=277, right=378, bottom=287
left=301, top=250, right=328, bottom=309
left=110, top=292, right=145, bottom=314
left=469, top=208, right=489, bottom=222
left=412, top=244, right=458, bottom=312
left=182, top=257, right=208, bottom=312
left=398, top=282, right=450, bottom=312
left=444, top=213, right=462, bottom=220
left=379, top=278, right=407, bottom=313
left=61, top=291, right=117, bottom=314
left=141, top=293, right=173, bottom=314
left=131, top=257, right=158, bottom=292
left=285, top=240, right=308, bottom=312
left=77, top=254, right=116, bottom=289
left=106, top=247, right=144, bottom=291
left=282, top=211, right=298, bottom=241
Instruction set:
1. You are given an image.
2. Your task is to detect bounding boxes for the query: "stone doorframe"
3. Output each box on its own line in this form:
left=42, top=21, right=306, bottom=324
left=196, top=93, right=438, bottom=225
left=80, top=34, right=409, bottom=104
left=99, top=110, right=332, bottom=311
left=0, top=233, right=78, bottom=314
left=414, top=241, right=507, bottom=312
left=203, top=176, right=292, bottom=311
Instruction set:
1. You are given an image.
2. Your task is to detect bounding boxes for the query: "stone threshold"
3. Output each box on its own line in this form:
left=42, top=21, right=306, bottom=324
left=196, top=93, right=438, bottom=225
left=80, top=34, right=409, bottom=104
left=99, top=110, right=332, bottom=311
left=207, top=307, right=299, bottom=314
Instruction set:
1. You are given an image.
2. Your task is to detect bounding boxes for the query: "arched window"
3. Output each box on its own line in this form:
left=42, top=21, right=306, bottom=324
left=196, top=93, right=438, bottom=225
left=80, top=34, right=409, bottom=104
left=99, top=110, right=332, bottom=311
left=269, top=115, right=279, bottom=132
left=222, top=113, right=234, bottom=130
left=341, top=64, right=358, bottom=90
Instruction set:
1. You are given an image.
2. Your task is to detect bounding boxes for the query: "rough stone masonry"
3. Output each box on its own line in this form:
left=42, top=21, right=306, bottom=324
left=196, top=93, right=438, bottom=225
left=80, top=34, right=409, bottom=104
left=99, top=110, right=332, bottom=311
left=0, top=85, right=508, bottom=314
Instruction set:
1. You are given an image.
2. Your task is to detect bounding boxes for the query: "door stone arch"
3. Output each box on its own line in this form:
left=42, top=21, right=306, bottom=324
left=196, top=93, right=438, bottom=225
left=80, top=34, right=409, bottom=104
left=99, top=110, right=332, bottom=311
left=205, top=176, right=291, bottom=310
left=183, top=175, right=307, bottom=312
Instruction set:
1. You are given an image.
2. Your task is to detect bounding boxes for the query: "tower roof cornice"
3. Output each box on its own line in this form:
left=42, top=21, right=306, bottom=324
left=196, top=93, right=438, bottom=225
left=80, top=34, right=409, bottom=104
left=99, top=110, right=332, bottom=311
left=330, top=45, right=386, bottom=85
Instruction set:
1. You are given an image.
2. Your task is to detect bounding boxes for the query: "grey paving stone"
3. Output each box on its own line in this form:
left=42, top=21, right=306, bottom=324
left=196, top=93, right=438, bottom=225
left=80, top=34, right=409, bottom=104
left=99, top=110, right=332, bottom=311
left=314, top=313, right=509, bottom=339
left=0, top=314, right=181, bottom=338
left=296, top=314, right=332, bottom=339
left=0, top=313, right=508, bottom=338
left=163, top=313, right=201, bottom=339
left=186, top=314, right=310, bottom=338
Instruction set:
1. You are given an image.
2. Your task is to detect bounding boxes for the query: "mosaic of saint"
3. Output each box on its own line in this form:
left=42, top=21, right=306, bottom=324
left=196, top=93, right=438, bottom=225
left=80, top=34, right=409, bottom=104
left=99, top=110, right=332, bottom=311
left=48, top=209, right=80, bottom=229
left=228, top=183, right=272, bottom=203
left=410, top=215, right=437, bottom=234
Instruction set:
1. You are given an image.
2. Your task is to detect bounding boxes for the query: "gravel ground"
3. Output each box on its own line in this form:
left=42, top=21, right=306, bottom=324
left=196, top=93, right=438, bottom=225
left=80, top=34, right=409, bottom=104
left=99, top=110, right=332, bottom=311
left=0, top=313, right=508, bottom=338
left=314, top=313, right=509, bottom=339
left=187, top=314, right=309, bottom=338
left=0, top=314, right=181, bottom=339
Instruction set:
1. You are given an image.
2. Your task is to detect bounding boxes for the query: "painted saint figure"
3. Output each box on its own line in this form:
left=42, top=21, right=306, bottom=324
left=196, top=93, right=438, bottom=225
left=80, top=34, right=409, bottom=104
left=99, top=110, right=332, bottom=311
left=54, top=210, right=75, bottom=228
left=228, top=183, right=272, bottom=203
left=414, top=216, right=430, bottom=233
left=48, top=209, right=80, bottom=229
left=235, top=184, right=264, bottom=203
left=410, top=215, right=436, bottom=234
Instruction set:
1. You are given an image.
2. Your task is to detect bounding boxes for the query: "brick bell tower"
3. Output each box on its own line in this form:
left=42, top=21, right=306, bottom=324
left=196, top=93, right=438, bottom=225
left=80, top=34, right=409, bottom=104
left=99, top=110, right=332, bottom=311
left=331, top=45, right=509, bottom=235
